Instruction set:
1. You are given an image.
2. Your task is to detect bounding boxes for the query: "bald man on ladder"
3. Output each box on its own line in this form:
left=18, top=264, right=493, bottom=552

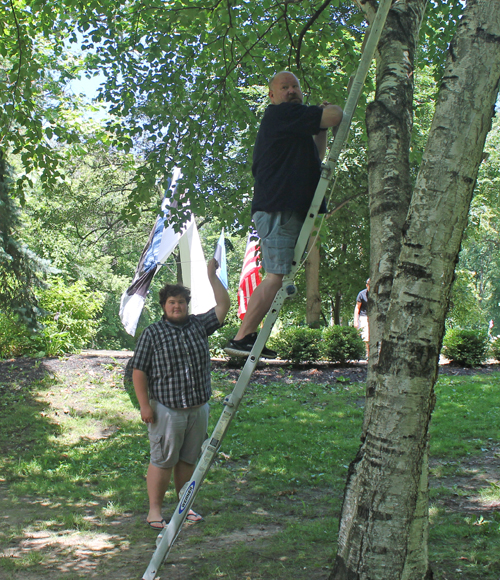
left=225, top=71, right=343, bottom=359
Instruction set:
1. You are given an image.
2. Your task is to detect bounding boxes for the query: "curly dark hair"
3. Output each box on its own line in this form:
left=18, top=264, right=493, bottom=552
left=159, top=284, right=191, bottom=307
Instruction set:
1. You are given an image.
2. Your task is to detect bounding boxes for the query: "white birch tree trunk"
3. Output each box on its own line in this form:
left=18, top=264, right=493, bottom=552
left=363, top=0, right=428, bottom=427
left=364, top=1, right=430, bottom=575
left=331, top=1, right=500, bottom=578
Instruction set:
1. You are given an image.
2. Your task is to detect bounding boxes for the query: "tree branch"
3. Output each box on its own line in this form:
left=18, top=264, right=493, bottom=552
left=326, top=189, right=368, bottom=218
left=351, top=0, right=377, bottom=23
left=295, top=0, right=334, bottom=69
left=1, top=0, right=24, bottom=147
left=280, top=1, right=296, bottom=69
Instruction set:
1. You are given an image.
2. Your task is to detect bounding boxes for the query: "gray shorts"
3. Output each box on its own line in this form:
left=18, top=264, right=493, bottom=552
left=253, top=210, right=304, bottom=275
left=148, top=400, right=209, bottom=469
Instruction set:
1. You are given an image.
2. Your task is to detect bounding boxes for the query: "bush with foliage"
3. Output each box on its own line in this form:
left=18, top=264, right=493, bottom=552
left=441, top=328, right=489, bottom=367
left=0, top=314, right=35, bottom=357
left=94, top=293, right=143, bottom=351
left=270, top=327, right=322, bottom=365
left=0, top=277, right=104, bottom=358
left=209, top=322, right=246, bottom=367
left=321, top=326, right=366, bottom=364
left=488, top=335, right=500, bottom=362
left=215, top=324, right=367, bottom=365
left=209, top=323, right=240, bottom=358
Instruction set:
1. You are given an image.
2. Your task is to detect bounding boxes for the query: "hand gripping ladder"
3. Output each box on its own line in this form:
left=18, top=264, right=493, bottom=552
left=141, top=2, right=391, bottom=577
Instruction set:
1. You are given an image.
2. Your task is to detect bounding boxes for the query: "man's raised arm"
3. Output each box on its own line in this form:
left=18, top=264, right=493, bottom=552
left=207, top=258, right=230, bottom=325
left=320, top=104, right=343, bottom=129
left=314, top=103, right=343, bottom=158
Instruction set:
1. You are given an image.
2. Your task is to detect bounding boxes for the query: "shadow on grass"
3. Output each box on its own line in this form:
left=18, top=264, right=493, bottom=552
left=0, top=357, right=148, bottom=511
left=2, top=357, right=500, bottom=580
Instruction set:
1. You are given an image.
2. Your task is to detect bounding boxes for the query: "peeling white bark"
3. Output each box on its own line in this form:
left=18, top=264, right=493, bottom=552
left=365, top=0, right=427, bottom=382
left=331, top=1, right=500, bottom=579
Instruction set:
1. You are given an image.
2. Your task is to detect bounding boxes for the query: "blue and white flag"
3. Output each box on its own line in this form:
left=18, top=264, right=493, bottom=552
left=213, top=229, right=228, bottom=289
left=120, top=168, right=185, bottom=336
left=119, top=168, right=218, bottom=336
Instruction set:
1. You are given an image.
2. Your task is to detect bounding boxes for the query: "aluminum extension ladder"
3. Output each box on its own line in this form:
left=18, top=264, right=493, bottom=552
left=141, top=2, right=391, bottom=577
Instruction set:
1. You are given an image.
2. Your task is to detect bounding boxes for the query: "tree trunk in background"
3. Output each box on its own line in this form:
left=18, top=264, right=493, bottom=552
left=334, top=290, right=342, bottom=325
left=306, top=237, right=321, bottom=328
left=331, top=2, right=500, bottom=579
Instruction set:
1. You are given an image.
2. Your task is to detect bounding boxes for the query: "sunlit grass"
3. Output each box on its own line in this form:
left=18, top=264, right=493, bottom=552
left=0, top=361, right=499, bottom=578
left=430, top=374, right=500, bottom=457
left=428, top=373, right=500, bottom=580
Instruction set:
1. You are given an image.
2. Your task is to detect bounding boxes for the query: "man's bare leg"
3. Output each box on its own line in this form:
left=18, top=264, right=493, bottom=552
left=173, top=459, right=195, bottom=495
left=174, top=460, right=203, bottom=522
left=147, top=463, right=172, bottom=524
left=234, top=273, right=283, bottom=340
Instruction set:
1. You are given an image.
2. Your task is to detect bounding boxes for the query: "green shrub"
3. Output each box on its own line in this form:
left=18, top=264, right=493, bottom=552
left=209, top=323, right=239, bottom=358
left=270, top=327, right=322, bottom=364
left=321, top=326, right=366, bottom=364
left=0, top=314, right=38, bottom=357
left=441, top=328, right=489, bottom=367
left=0, top=277, right=104, bottom=358
left=488, top=335, right=500, bottom=362
left=93, top=294, right=137, bottom=350
left=207, top=323, right=365, bottom=366
left=209, top=322, right=247, bottom=367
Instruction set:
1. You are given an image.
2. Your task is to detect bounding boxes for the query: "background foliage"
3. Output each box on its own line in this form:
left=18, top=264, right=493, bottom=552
left=441, top=328, right=490, bottom=368
left=0, top=277, right=104, bottom=358
left=0, top=0, right=497, bottom=357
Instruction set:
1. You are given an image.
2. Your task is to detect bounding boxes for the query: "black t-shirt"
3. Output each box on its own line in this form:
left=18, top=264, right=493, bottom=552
left=251, top=102, right=324, bottom=215
left=356, top=289, right=368, bottom=317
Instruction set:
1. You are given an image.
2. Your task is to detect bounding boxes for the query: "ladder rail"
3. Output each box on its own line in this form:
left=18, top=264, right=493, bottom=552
left=142, top=2, right=392, bottom=577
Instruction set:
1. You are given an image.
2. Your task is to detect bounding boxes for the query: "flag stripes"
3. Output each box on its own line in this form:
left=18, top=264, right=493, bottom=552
left=237, top=232, right=262, bottom=320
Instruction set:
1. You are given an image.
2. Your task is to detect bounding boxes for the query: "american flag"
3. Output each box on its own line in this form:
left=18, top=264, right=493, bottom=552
left=238, top=232, right=262, bottom=320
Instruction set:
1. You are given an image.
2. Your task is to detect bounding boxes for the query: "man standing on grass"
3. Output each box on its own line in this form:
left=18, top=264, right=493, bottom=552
left=132, top=258, right=230, bottom=529
left=225, top=71, right=343, bottom=359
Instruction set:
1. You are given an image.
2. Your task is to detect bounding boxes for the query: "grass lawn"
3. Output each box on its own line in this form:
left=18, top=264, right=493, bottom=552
left=0, top=355, right=498, bottom=579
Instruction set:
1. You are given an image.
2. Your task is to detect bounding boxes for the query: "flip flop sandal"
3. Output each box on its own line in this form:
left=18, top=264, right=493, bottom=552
left=147, top=518, right=167, bottom=529
left=185, top=511, right=204, bottom=523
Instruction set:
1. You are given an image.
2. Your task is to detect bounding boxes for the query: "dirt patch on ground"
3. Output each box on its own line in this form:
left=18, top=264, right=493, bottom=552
left=0, top=352, right=499, bottom=580
left=4, top=349, right=499, bottom=392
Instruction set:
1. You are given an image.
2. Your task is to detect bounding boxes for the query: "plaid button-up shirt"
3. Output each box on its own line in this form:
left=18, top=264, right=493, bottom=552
left=132, top=308, right=220, bottom=409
